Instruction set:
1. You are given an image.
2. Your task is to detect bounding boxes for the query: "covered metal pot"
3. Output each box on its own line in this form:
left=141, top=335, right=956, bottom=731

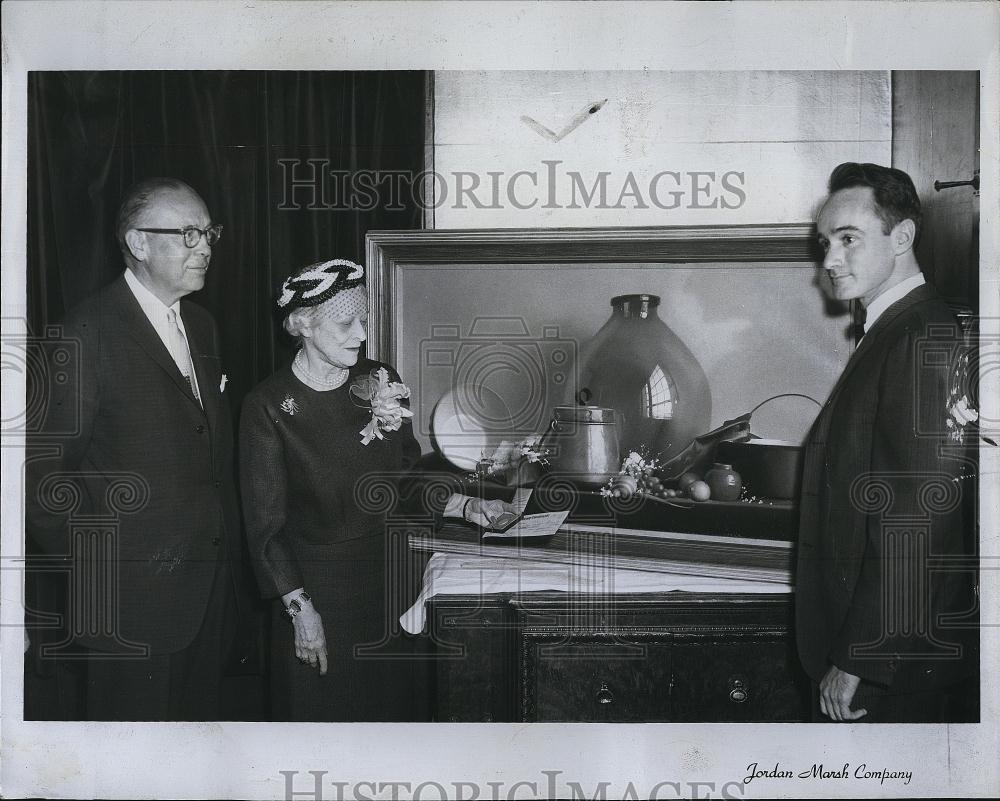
left=543, top=405, right=620, bottom=487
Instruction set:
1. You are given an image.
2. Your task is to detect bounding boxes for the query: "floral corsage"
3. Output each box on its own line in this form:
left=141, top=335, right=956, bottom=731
left=350, top=367, right=414, bottom=445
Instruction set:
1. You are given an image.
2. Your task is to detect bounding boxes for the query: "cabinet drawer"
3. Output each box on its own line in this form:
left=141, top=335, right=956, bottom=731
left=521, top=635, right=808, bottom=722
left=668, top=640, right=808, bottom=722
left=523, top=638, right=673, bottom=722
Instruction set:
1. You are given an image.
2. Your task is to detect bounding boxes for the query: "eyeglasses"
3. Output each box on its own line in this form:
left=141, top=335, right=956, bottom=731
left=134, top=224, right=223, bottom=248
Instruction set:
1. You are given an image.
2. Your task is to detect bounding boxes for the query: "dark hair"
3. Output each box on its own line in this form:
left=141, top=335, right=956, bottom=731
left=827, top=162, right=922, bottom=245
left=115, top=177, right=201, bottom=261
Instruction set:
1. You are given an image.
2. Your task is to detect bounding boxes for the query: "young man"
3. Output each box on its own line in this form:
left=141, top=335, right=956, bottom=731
left=796, top=162, right=978, bottom=723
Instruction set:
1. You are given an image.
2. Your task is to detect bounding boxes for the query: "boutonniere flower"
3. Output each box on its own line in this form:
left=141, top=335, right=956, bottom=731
left=944, top=347, right=981, bottom=444
left=220, top=374, right=228, bottom=393
left=350, top=367, right=414, bottom=445
left=943, top=343, right=999, bottom=448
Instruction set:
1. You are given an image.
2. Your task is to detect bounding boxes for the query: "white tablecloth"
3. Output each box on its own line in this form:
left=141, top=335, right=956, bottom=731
left=400, top=552, right=794, bottom=634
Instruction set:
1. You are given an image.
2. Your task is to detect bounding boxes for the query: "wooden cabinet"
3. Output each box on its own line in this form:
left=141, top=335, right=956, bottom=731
left=428, top=592, right=810, bottom=722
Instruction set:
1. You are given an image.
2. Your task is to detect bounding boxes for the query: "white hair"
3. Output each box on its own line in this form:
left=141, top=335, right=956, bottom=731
left=283, top=306, right=317, bottom=339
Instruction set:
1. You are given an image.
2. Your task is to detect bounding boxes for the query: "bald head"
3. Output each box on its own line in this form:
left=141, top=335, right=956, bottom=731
left=116, top=178, right=206, bottom=266
left=118, top=178, right=215, bottom=306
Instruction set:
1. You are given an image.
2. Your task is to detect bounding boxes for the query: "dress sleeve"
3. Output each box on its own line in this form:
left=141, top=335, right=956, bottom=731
left=238, top=393, right=305, bottom=599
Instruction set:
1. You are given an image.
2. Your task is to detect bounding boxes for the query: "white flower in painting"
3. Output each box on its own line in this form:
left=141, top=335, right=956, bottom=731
left=518, top=435, right=548, bottom=464
left=623, top=451, right=645, bottom=471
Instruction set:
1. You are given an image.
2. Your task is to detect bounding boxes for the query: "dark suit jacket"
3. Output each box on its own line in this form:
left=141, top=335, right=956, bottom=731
left=796, top=283, right=977, bottom=693
left=26, top=274, right=244, bottom=654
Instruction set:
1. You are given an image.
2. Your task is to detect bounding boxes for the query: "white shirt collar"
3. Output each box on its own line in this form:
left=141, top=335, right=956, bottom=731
left=863, top=272, right=925, bottom=333
left=123, top=268, right=183, bottom=326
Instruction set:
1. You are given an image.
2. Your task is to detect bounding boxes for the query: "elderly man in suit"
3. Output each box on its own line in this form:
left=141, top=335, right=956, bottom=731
left=26, top=178, right=243, bottom=720
left=796, top=162, right=978, bottom=723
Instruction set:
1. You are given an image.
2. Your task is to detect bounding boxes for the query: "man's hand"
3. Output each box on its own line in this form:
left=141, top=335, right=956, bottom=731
left=819, top=665, right=866, bottom=721
left=292, top=604, right=328, bottom=676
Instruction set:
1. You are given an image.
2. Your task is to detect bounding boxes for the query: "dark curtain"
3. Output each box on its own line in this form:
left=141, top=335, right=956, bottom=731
left=27, top=70, right=426, bottom=404
left=24, top=70, right=427, bottom=720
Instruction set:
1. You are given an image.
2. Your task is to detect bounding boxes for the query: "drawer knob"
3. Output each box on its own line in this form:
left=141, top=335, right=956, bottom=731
left=729, top=677, right=749, bottom=704
left=595, top=682, right=614, bottom=705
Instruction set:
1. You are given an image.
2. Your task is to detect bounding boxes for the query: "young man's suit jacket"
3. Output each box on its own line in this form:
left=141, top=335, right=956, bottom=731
left=26, top=274, right=244, bottom=655
left=796, top=282, right=978, bottom=694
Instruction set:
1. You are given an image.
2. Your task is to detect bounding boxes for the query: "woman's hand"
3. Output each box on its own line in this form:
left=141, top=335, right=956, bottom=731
left=464, top=497, right=515, bottom=528
left=290, top=601, right=328, bottom=675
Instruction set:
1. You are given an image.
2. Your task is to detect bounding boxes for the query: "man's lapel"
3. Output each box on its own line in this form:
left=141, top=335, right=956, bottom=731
left=108, top=275, right=205, bottom=411
left=807, top=283, right=936, bottom=465
left=821, top=283, right=936, bottom=413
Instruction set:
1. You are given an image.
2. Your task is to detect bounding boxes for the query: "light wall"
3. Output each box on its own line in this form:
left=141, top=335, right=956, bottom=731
left=433, top=71, right=891, bottom=228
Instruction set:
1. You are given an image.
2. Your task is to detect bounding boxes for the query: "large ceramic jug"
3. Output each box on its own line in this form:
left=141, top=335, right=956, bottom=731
left=574, top=294, right=711, bottom=462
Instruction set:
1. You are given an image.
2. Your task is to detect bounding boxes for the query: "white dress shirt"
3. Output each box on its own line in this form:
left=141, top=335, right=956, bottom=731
left=863, top=272, right=926, bottom=335
left=123, top=269, right=201, bottom=397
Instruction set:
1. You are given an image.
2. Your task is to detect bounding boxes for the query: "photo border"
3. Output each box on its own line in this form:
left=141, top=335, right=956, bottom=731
left=2, top=2, right=998, bottom=799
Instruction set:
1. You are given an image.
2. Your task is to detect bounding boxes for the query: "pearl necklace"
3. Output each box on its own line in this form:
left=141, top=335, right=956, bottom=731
left=292, top=349, right=349, bottom=391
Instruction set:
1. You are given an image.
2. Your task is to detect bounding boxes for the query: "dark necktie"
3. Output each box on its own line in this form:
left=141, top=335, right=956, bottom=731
left=853, top=305, right=868, bottom=342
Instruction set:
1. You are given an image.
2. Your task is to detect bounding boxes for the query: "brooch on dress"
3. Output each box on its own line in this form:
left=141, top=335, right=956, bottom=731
left=280, top=395, right=300, bottom=416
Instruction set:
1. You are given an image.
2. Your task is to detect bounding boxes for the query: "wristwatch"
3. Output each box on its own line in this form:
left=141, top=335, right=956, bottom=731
left=285, top=591, right=312, bottom=619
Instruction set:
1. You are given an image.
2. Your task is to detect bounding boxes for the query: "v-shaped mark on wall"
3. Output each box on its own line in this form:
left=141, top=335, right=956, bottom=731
left=521, top=99, right=608, bottom=142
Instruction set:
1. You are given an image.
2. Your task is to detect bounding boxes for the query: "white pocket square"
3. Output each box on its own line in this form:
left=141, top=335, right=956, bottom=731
left=220, top=374, right=228, bottom=393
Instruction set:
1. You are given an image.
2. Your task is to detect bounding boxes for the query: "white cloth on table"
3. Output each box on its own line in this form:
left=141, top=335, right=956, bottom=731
left=400, top=552, right=794, bottom=634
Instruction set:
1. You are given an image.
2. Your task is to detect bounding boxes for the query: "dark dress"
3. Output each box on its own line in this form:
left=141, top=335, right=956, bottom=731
left=239, top=357, right=430, bottom=721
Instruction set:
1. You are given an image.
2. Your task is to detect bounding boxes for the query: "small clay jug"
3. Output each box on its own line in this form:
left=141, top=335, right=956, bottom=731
left=705, top=462, right=742, bottom=501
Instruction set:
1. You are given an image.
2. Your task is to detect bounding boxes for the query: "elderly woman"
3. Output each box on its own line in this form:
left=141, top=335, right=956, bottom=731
left=239, top=258, right=506, bottom=721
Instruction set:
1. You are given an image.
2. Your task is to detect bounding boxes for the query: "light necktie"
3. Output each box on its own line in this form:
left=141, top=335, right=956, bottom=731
left=166, top=308, right=201, bottom=406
